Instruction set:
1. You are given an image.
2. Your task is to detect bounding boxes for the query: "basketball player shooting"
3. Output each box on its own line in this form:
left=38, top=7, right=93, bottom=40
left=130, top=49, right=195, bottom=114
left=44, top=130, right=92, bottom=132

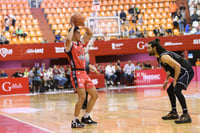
left=64, top=13, right=98, bottom=128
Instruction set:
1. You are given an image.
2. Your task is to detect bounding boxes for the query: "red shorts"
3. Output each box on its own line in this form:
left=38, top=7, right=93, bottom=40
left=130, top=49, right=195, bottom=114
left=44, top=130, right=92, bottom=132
left=70, top=70, right=95, bottom=90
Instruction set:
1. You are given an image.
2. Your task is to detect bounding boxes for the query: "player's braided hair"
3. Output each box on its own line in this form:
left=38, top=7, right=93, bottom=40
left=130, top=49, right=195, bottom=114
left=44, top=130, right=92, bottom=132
left=148, top=38, right=167, bottom=55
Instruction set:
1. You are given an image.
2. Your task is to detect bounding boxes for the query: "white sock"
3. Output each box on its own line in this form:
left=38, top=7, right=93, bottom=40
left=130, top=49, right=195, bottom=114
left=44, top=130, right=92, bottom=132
left=73, top=117, right=79, bottom=122
left=84, top=112, right=90, bottom=118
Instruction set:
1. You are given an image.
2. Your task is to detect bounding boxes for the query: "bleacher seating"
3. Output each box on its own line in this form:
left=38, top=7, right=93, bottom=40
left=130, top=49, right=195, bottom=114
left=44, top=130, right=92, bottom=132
left=41, top=0, right=176, bottom=37
left=0, top=0, right=43, bottom=44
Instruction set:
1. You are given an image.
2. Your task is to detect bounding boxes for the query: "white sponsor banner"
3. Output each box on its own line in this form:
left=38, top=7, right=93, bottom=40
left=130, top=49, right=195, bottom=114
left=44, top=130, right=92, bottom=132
left=55, top=47, right=65, bottom=53
left=164, top=42, right=183, bottom=46
left=0, top=48, right=13, bottom=57
left=193, top=39, right=200, bottom=45
left=112, top=43, right=123, bottom=50
left=26, top=48, right=44, bottom=54
left=2, top=82, right=23, bottom=92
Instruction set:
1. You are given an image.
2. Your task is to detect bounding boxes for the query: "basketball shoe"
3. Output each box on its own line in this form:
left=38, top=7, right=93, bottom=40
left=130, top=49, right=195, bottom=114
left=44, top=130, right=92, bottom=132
left=175, top=113, right=192, bottom=124
left=71, top=119, right=85, bottom=128
left=162, top=111, right=179, bottom=120
left=81, top=116, right=98, bottom=124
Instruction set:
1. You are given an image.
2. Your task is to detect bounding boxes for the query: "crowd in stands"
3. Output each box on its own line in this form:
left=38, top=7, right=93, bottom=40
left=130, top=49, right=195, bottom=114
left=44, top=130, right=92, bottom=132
left=1, top=1, right=200, bottom=45
left=1, top=55, right=200, bottom=93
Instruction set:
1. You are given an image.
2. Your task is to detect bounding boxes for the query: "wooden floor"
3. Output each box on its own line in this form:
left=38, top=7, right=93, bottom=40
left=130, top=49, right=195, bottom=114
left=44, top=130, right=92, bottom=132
left=0, top=82, right=200, bottom=133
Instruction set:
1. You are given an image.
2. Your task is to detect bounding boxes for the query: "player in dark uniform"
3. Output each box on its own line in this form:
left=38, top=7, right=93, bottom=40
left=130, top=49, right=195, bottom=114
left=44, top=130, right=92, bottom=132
left=64, top=23, right=98, bottom=128
left=147, top=39, right=194, bottom=124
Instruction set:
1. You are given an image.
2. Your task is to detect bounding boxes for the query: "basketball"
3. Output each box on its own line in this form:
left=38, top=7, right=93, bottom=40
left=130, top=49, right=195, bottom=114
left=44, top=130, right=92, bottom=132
left=70, top=13, right=85, bottom=26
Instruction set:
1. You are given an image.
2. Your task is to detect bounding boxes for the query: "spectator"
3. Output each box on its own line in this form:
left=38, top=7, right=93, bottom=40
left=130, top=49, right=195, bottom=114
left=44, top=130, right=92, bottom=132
left=105, top=63, right=117, bottom=86
left=135, top=62, right=142, bottom=70
left=191, top=11, right=199, bottom=23
left=197, top=3, right=200, bottom=16
left=0, top=33, right=9, bottom=45
left=143, top=27, right=148, bottom=37
left=128, top=5, right=136, bottom=16
left=129, top=32, right=137, bottom=39
left=120, top=9, right=127, bottom=25
left=43, top=69, right=51, bottom=91
left=65, top=66, right=72, bottom=88
left=23, top=68, right=29, bottom=77
left=136, top=8, right=141, bottom=15
left=177, top=10, right=185, bottom=33
left=195, top=27, right=200, bottom=34
left=143, top=61, right=152, bottom=69
left=123, top=60, right=135, bottom=85
left=55, top=32, right=64, bottom=42
left=12, top=69, right=23, bottom=77
left=122, top=27, right=129, bottom=38
left=153, top=26, right=160, bottom=36
left=0, top=70, right=8, bottom=78
left=16, top=27, right=27, bottom=39
left=137, top=15, right=143, bottom=26
left=135, top=27, right=141, bottom=38
left=179, top=3, right=186, bottom=25
left=28, top=67, right=35, bottom=92
left=189, top=1, right=196, bottom=16
left=96, top=64, right=103, bottom=74
left=195, top=58, right=200, bottom=66
left=42, top=37, right=48, bottom=43
left=159, top=25, right=166, bottom=36
left=4, top=17, right=10, bottom=32
left=131, top=14, right=138, bottom=27
left=169, top=1, right=177, bottom=17
left=53, top=65, right=67, bottom=89
left=173, top=14, right=179, bottom=29
left=8, top=14, right=16, bottom=28
left=129, top=27, right=135, bottom=35
left=12, top=29, right=17, bottom=37
left=114, top=63, right=121, bottom=85
left=184, top=23, right=192, bottom=35
left=32, top=67, right=41, bottom=93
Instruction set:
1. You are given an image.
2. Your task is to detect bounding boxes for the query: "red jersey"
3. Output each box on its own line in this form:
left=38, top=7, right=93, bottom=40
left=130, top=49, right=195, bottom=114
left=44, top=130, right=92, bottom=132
left=65, top=41, right=86, bottom=70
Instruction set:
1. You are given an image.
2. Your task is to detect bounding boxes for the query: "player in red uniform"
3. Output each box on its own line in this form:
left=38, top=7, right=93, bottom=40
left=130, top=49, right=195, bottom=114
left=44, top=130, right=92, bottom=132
left=64, top=23, right=98, bottom=128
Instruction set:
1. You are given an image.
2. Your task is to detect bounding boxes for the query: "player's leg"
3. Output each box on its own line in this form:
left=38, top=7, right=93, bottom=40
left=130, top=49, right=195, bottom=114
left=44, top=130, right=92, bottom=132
left=71, top=88, right=86, bottom=128
left=162, top=83, right=179, bottom=120
left=81, top=87, right=98, bottom=124
left=82, top=91, right=88, bottom=109
left=174, top=70, right=194, bottom=124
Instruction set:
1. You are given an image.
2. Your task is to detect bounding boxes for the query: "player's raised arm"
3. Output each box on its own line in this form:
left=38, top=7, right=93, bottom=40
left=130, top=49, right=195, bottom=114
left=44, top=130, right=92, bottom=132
left=64, top=23, right=75, bottom=52
left=82, top=26, right=93, bottom=44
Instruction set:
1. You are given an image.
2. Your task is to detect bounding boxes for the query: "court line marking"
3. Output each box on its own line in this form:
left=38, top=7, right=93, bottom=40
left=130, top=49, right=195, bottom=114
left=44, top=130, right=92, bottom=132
left=0, top=112, right=54, bottom=133
left=107, top=84, right=163, bottom=90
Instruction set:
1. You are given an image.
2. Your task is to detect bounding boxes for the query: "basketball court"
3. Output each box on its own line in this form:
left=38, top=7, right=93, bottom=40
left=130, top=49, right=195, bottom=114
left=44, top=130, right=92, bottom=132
left=0, top=81, right=200, bottom=133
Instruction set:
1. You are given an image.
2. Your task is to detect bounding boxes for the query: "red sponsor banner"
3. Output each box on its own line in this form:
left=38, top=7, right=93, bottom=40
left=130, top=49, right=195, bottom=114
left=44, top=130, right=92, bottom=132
left=0, top=35, right=200, bottom=61
left=135, top=69, right=167, bottom=85
left=89, top=34, right=200, bottom=63
left=0, top=77, right=29, bottom=95
left=89, top=74, right=105, bottom=88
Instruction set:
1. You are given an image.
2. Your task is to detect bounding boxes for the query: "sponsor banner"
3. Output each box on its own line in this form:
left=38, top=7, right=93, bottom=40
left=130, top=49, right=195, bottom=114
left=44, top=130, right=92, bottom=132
left=89, top=74, right=105, bottom=88
left=90, top=35, right=200, bottom=57
left=0, top=77, right=29, bottom=95
left=135, top=69, right=167, bottom=85
left=0, top=35, right=200, bottom=61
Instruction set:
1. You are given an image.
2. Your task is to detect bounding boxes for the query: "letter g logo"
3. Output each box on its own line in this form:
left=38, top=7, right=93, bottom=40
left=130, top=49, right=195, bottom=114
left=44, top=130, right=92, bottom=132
left=2, top=82, right=11, bottom=92
left=137, top=41, right=146, bottom=50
